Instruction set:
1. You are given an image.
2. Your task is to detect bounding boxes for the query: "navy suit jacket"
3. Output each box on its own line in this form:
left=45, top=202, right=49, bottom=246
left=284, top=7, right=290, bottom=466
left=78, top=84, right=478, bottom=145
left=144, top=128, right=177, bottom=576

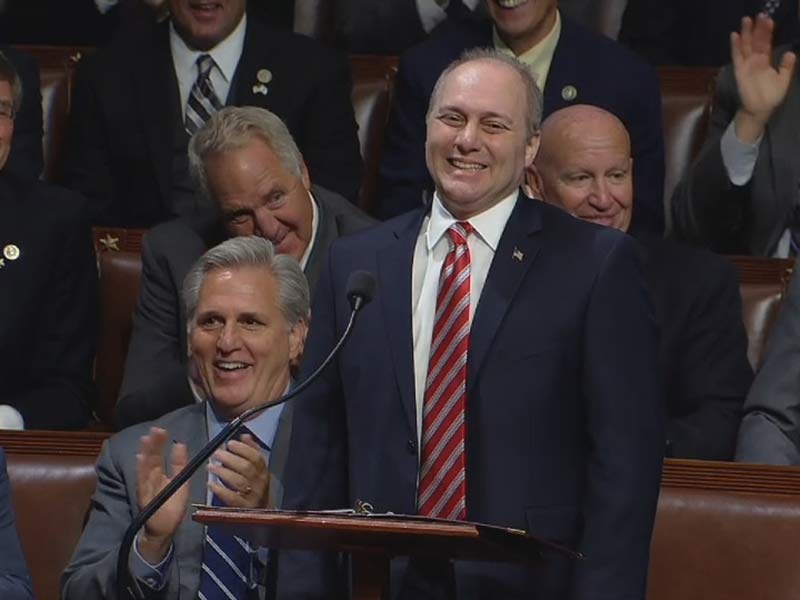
left=0, top=174, right=97, bottom=430
left=279, top=194, right=664, bottom=599
left=378, top=16, right=665, bottom=234
left=62, top=16, right=363, bottom=226
left=0, top=449, right=33, bottom=600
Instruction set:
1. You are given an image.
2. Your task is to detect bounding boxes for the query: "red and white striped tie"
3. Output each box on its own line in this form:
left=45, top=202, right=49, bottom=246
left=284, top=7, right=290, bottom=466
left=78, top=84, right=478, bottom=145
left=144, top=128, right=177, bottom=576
left=418, top=221, right=472, bottom=520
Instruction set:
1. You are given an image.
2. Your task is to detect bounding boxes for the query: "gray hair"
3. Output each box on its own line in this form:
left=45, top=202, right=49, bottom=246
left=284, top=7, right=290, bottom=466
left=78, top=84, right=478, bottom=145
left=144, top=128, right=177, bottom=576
left=188, top=106, right=304, bottom=201
left=182, top=236, right=310, bottom=330
left=426, top=48, right=543, bottom=139
left=0, top=50, right=23, bottom=111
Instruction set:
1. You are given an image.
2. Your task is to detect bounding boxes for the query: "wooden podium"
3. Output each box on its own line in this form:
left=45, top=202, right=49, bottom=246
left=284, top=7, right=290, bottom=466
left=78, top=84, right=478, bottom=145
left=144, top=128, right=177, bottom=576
left=194, top=507, right=577, bottom=600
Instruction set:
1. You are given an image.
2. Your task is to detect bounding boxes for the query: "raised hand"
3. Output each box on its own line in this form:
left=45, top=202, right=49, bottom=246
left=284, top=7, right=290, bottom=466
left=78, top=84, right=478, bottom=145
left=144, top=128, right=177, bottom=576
left=136, top=427, right=190, bottom=563
left=731, top=14, right=796, bottom=142
left=208, top=433, right=272, bottom=509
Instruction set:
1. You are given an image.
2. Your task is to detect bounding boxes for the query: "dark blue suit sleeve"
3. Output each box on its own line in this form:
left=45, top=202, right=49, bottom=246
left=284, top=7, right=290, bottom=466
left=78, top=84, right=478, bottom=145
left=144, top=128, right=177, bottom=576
left=0, top=450, right=34, bottom=600
left=570, top=233, right=664, bottom=600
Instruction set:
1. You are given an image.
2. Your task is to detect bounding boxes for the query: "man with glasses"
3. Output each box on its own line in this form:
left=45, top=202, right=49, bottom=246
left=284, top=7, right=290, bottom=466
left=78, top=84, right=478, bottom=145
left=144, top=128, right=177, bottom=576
left=0, top=51, right=98, bottom=431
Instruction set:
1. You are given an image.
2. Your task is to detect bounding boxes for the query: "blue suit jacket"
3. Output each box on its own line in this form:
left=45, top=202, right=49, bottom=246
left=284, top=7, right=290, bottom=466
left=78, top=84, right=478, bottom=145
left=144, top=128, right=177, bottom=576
left=378, top=16, right=665, bottom=234
left=279, top=194, right=665, bottom=599
left=0, top=449, right=33, bottom=600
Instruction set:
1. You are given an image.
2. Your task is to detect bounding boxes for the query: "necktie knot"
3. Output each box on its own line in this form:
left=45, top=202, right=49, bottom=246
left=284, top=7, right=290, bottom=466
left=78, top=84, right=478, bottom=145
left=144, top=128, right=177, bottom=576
left=447, top=221, right=472, bottom=246
left=196, top=54, right=215, bottom=79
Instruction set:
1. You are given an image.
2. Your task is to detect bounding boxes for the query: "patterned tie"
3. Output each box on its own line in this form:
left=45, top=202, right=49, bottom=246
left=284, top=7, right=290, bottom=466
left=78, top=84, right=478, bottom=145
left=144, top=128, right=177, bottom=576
left=762, top=0, right=781, bottom=16
left=198, top=427, right=267, bottom=600
left=197, top=493, right=253, bottom=600
left=185, top=54, right=223, bottom=136
left=418, top=222, right=472, bottom=521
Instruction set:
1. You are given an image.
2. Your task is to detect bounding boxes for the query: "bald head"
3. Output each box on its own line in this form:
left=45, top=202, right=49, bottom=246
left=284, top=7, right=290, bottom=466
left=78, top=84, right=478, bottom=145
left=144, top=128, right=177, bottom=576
left=535, top=105, right=634, bottom=232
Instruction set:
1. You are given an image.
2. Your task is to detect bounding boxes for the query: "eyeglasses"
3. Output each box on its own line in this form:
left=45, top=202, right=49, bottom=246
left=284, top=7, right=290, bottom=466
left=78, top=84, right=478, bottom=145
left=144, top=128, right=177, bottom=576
left=0, top=100, right=15, bottom=120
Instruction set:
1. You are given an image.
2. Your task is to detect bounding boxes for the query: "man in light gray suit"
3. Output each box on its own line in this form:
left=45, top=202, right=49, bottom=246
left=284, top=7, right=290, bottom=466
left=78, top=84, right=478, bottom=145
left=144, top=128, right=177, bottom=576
left=116, top=106, right=375, bottom=430
left=737, top=257, right=800, bottom=464
left=63, top=236, right=308, bottom=599
left=672, top=13, right=799, bottom=256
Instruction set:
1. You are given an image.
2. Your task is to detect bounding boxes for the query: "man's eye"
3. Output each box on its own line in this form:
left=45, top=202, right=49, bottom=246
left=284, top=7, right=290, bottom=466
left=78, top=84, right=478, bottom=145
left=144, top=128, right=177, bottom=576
left=199, top=315, right=223, bottom=328
left=228, top=213, right=251, bottom=226
left=484, top=122, right=507, bottom=132
left=440, top=113, right=463, bottom=125
left=267, top=191, right=286, bottom=207
left=609, top=171, right=627, bottom=181
left=241, top=317, right=263, bottom=328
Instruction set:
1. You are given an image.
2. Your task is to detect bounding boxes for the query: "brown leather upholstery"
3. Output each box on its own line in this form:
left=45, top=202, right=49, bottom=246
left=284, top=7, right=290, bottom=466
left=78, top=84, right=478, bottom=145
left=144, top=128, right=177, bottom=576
left=728, top=256, right=795, bottom=370
left=92, top=228, right=146, bottom=428
left=657, top=67, right=717, bottom=228
left=1, top=430, right=107, bottom=600
left=349, top=55, right=398, bottom=215
left=649, top=459, right=800, bottom=600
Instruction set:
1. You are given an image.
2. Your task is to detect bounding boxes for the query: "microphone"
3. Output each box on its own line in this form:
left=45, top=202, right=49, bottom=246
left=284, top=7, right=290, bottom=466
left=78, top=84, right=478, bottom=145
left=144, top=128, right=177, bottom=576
left=346, top=270, right=376, bottom=312
left=116, top=271, right=376, bottom=599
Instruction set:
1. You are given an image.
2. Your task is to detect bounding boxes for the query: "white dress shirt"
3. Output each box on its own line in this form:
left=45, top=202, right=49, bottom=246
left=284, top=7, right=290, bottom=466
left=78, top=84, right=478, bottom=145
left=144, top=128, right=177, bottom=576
left=169, top=13, right=247, bottom=119
left=411, top=191, right=518, bottom=444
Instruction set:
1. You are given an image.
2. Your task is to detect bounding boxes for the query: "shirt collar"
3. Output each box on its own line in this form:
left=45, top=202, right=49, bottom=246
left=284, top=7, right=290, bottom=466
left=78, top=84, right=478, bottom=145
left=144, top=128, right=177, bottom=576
left=169, top=12, right=247, bottom=85
left=205, top=389, right=285, bottom=452
left=427, top=189, right=519, bottom=252
left=299, top=189, right=319, bottom=271
left=493, top=10, right=561, bottom=84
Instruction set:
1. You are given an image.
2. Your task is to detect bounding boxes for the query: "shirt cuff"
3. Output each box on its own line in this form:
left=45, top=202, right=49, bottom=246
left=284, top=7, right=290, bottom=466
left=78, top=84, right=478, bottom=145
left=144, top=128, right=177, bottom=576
left=417, top=0, right=448, bottom=33
left=131, top=533, right=174, bottom=591
left=720, top=120, right=762, bottom=186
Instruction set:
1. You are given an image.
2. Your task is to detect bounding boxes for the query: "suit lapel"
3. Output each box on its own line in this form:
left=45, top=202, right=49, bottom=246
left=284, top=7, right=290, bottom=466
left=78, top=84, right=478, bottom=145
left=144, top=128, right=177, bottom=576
left=267, top=401, right=293, bottom=509
left=377, top=213, right=425, bottom=437
left=467, top=195, right=543, bottom=394
left=229, top=19, right=275, bottom=108
left=542, top=17, right=581, bottom=116
left=131, top=23, right=179, bottom=208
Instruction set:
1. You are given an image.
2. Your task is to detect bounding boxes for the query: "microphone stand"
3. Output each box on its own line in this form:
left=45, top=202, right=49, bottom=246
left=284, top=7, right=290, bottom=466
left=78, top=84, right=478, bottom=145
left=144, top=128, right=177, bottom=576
left=116, top=305, right=361, bottom=599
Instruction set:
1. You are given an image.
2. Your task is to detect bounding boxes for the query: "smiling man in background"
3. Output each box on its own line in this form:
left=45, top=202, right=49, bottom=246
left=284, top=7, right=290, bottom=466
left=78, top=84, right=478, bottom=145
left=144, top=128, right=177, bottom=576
left=536, top=104, right=752, bottom=460
left=115, top=106, right=374, bottom=429
left=62, top=0, right=362, bottom=227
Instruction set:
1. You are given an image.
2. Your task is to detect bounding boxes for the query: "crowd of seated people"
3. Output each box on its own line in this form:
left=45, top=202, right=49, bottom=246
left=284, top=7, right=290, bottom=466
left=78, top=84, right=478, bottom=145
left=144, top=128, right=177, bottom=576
left=4, top=0, right=800, bottom=596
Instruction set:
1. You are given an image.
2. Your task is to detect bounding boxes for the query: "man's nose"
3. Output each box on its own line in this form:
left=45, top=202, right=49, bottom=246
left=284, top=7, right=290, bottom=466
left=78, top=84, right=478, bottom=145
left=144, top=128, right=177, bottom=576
left=454, top=121, right=480, bottom=151
left=216, top=322, right=241, bottom=353
left=589, top=180, right=614, bottom=209
left=253, top=207, right=281, bottom=239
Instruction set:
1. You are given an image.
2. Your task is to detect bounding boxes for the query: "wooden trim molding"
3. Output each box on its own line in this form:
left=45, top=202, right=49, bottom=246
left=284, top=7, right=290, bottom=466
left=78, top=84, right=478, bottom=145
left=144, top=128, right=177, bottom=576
left=0, top=430, right=109, bottom=457
left=662, top=458, right=800, bottom=496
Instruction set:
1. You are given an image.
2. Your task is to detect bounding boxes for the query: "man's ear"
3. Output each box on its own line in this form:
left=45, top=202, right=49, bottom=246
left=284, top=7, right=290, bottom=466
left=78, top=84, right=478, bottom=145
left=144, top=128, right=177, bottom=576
left=288, top=318, right=310, bottom=368
left=525, top=132, right=541, bottom=168
left=301, top=161, right=311, bottom=190
left=524, top=164, right=545, bottom=199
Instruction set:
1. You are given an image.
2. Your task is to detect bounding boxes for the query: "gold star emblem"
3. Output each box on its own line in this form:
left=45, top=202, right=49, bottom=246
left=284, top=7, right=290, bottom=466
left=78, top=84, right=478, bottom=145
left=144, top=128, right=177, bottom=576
left=98, top=234, right=120, bottom=252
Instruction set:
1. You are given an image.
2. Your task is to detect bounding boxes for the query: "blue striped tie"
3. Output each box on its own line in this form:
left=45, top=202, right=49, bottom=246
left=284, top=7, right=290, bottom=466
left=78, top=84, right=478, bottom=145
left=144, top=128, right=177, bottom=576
left=185, top=54, right=223, bottom=136
left=198, top=492, right=253, bottom=600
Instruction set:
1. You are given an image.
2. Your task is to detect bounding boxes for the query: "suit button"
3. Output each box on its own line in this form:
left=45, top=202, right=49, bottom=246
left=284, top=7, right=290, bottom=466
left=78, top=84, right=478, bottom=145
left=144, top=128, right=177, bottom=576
left=407, top=440, right=416, bottom=454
